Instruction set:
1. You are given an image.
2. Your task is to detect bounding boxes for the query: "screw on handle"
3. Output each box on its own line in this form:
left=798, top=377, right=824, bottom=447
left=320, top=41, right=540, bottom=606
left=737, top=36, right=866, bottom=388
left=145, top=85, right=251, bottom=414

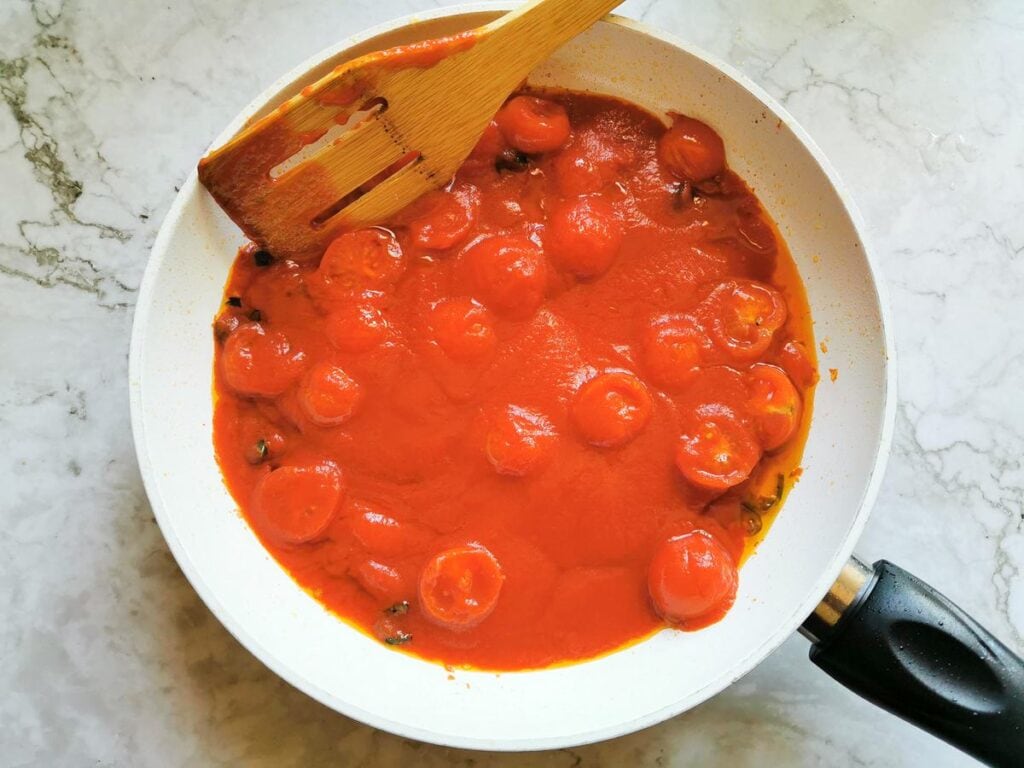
left=804, top=559, right=1024, bottom=767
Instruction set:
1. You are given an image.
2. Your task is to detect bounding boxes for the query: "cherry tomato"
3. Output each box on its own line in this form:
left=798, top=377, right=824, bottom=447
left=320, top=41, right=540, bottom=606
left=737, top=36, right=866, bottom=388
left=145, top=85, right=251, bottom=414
left=353, top=558, right=409, bottom=604
left=406, top=185, right=480, bottom=250
left=349, top=502, right=427, bottom=557
left=298, top=362, right=362, bottom=426
left=747, top=364, right=802, bottom=450
left=657, top=115, right=726, bottom=182
left=469, top=119, right=507, bottom=160
left=546, top=196, right=623, bottom=278
left=429, top=297, right=496, bottom=361
left=221, top=322, right=306, bottom=397
left=311, top=228, right=404, bottom=301
left=462, top=234, right=547, bottom=318
left=778, top=339, right=819, bottom=389
left=641, top=314, right=708, bottom=391
left=419, top=544, right=505, bottom=630
left=324, top=301, right=388, bottom=352
left=572, top=371, right=653, bottom=448
left=485, top=405, right=557, bottom=477
left=648, top=530, right=738, bottom=628
left=253, top=462, right=343, bottom=545
left=706, top=279, right=787, bottom=361
left=675, top=405, right=761, bottom=491
left=497, top=95, right=571, bottom=154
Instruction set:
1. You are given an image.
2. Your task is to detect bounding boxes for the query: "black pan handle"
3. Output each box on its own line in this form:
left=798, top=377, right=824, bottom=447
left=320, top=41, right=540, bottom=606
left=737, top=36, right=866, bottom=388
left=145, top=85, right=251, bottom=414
left=802, top=558, right=1024, bottom=766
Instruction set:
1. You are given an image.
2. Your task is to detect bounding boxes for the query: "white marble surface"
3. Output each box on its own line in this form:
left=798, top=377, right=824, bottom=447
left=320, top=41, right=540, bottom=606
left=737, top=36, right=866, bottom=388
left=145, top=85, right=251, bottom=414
left=2, top=0, right=1022, bottom=764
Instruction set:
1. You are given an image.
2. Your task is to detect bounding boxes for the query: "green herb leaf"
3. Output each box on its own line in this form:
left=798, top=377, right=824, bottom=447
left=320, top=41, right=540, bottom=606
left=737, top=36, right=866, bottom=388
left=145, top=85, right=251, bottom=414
left=384, top=631, right=412, bottom=646
left=385, top=601, right=409, bottom=615
left=255, top=439, right=268, bottom=460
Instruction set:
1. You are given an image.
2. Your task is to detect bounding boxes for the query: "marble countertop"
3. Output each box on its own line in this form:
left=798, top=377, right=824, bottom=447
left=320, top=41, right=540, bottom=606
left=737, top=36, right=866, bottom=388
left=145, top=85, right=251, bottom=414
left=2, top=0, right=1021, bottom=765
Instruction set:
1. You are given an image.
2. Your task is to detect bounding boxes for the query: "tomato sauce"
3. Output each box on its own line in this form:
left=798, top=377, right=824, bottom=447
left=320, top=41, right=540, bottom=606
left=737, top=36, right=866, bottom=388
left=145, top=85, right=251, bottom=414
left=212, top=90, right=817, bottom=670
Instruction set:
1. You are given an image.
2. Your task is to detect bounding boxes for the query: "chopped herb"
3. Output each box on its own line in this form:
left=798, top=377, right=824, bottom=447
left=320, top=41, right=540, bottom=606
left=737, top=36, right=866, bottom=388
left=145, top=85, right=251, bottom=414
left=226, top=296, right=242, bottom=307
left=248, top=309, right=262, bottom=322
left=255, top=439, right=268, bottom=460
left=385, top=600, right=410, bottom=615
left=384, top=631, right=413, bottom=646
left=739, top=506, right=763, bottom=536
left=495, top=149, right=530, bottom=173
left=253, top=249, right=274, bottom=267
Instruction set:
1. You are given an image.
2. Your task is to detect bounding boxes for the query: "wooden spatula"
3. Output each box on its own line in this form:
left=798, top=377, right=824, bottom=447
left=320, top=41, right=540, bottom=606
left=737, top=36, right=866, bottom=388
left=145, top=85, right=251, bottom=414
left=197, top=0, right=623, bottom=261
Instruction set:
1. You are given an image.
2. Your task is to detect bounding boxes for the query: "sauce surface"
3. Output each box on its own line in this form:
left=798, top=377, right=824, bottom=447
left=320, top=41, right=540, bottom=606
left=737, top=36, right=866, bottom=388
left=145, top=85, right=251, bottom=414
left=212, top=90, right=817, bottom=670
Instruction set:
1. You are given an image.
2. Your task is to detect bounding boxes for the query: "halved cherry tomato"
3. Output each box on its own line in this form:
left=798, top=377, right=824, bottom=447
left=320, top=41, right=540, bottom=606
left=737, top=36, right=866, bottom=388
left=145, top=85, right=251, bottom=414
left=546, top=196, right=623, bottom=278
left=485, top=405, right=557, bottom=477
left=648, top=530, right=738, bottom=628
left=747, top=364, right=802, bottom=450
left=349, top=503, right=428, bottom=557
left=406, top=185, right=480, bottom=250
left=311, top=228, right=404, bottom=301
left=429, top=297, right=496, bottom=361
left=657, top=115, right=725, bottom=182
left=706, top=279, right=787, bottom=361
left=324, top=301, right=387, bottom=352
left=675, top=405, right=761, bottom=491
left=221, top=322, right=306, bottom=397
left=419, top=544, right=505, bottom=630
left=253, top=462, right=343, bottom=545
left=298, top=362, right=361, bottom=426
left=572, top=371, right=653, bottom=448
left=641, top=314, right=708, bottom=391
left=496, top=95, right=571, bottom=154
left=462, top=234, right=547, bottom=318
left=778, top=339, right=819, bottom=389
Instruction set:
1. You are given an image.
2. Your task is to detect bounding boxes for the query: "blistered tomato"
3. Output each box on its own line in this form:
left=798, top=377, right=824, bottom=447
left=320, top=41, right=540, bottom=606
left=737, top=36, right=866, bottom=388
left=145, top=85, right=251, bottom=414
left=546, top=196, right=623, bottom=278
left=648, top=531, right=738, bottom=628
left=497, top=95, right=571, bottom=154
left=253, top=462, right=344, bottom=545
left=658, top=115, right=725, bottom=182
left=311, top=228, right=404, bottom=300
left=429, top=297, right=496, bottom=361
left=462, top=234, right=547, bottom=318
left=298, top=362, right=361, bottom=426
left=419, top=544, right=505, bottom=630
left=642, top=314, right=708, bottom=391
left=324, top=301, right=388, bottom=352
left=747, top=364, right=802, bottom=450
left=485, top=405, right=557, bottom=477
left=675, top=405, right=761, bottom=491
left=221, top=322, right=306, bottom=397
left=706, top=279, right=787, bottom=361
left=572, top=372, right=653, bottom=448
left=405, top=185, right=480, bottom=250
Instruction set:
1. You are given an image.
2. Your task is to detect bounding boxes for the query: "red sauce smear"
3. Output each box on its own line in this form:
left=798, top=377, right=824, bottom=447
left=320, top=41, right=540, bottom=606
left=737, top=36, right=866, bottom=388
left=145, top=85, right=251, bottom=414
left=212, top=90, right=817, bottom=670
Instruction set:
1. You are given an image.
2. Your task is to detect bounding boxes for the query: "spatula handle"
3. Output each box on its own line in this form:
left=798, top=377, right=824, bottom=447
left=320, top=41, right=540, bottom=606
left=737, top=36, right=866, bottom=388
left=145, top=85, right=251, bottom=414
left=476, top=0, right=624, bottom=83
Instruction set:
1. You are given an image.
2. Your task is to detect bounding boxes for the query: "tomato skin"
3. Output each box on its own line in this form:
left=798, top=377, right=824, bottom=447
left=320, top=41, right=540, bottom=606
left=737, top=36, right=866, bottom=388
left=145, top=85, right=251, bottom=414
left=253, top=462, right=344, bottom=545
left=462, top=234, right=547, bottom=318
left=406, top=185, right=480, bottom=250
left=298, top=362, right=362, bottom=426
left=419, top=544, right=505, bottom=630
left=222, top=322, right=306, bottom=397
left=746, top=364, right=802, bottom=450
left=485, top=405, right=557, bottom=477
left=311, top=228, right=404, bottom=301
left=648, top=530, right=738, bottom=628
left=497, top=95, right=571, bottom=154
left=546, top=196, right=623, bottom=278
left=675, top=405, right=761, bottom=491
left=572, top=372, right=653, bottom=448
left=429, top=297, right=496, bottom=361
left=706, top=279, right=787, bottom=362
left=641, top=314, right=709, bottom=391
left=324, top=301, right=388, bottom=352
left=657, top=115, right=725, bottom=182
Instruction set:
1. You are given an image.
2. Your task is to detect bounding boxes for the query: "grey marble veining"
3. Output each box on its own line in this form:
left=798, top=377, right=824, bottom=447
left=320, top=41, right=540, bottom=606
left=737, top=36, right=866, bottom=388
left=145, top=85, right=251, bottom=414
left=2, top=1, right=1022, bottom=765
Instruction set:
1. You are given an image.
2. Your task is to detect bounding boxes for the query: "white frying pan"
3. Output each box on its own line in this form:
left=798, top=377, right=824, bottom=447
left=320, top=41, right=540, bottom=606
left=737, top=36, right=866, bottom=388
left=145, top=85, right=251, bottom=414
left=128, top=5, right=1024, bottom=763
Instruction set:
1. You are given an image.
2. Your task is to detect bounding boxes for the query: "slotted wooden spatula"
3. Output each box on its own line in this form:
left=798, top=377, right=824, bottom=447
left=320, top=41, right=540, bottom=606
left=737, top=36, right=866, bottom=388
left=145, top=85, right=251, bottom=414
left=197, top=0, right=624, bottom=261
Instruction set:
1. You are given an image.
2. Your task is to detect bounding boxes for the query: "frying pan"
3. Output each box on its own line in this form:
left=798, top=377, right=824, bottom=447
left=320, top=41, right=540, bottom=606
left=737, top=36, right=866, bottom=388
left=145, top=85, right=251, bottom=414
left=128, top=5, right=1024, bottom=764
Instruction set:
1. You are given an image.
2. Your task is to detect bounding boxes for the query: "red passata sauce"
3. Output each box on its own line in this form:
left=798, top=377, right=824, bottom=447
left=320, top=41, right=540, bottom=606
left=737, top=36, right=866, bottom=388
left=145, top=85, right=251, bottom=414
left=212, top=90, right=818, bottom=670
